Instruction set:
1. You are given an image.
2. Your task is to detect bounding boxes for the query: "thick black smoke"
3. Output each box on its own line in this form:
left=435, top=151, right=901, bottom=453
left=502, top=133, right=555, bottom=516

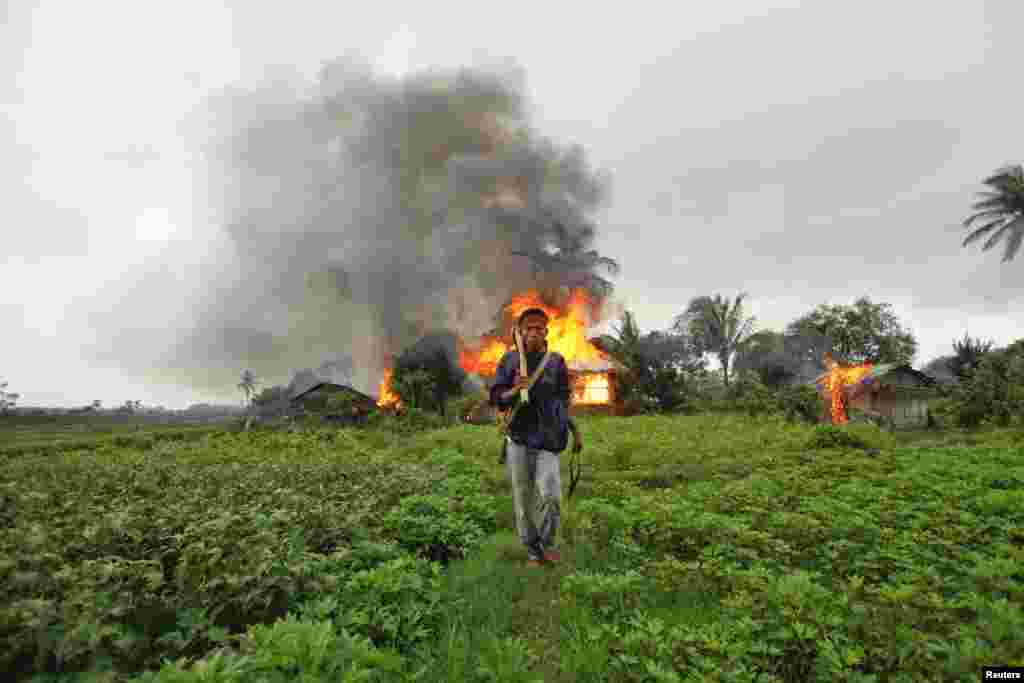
left=107, top=58, right=618, bottom=399
left=733, top=331, right=836, bottom=388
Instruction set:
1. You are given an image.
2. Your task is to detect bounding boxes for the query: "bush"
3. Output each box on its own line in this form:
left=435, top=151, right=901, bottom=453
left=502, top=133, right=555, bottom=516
left=947, top=340, right=1024, bottom=428
left=727, top=376, right=779, bottom=417
left=804, top=423, right=895, bottom=451
left=366, top=407, right=449, bottom=435
left=446, top=393, right=487, bottom=424
left=807, top=424, right=868, bottom=449
left=776, top=385, right=822, bottom=424
left=928, top=397, right=959, bottom=429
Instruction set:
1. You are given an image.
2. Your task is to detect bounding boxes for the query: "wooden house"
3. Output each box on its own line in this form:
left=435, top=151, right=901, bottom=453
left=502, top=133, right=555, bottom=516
left=289, top=382, right=379, bottom=422
left=835, top=365, right=940, bottom=428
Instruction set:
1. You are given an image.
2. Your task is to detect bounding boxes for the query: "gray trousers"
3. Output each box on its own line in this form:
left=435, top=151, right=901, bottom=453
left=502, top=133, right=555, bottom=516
left=504, top=437, right=560, bottom=560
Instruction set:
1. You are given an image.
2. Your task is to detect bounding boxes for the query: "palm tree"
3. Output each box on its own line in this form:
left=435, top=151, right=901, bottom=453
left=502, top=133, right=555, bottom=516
left=673, top=293, right=756, bottom=388
left=962, top=164, right=1024, bottom=263
left=595, top=310, right=643, bottom=370
left=594, top=310, right=646, bottom=403
left=0, top=381, right=18, bottom=415
left=949, top=332, right=994, bottom=380
left=238, top=369, right=258, bottom=408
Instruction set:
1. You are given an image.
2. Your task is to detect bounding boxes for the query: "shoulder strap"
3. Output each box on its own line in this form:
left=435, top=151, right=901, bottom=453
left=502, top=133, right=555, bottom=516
left=524, top=352, right=552, bottom=390
left=498, top=351, right=552, bottom=434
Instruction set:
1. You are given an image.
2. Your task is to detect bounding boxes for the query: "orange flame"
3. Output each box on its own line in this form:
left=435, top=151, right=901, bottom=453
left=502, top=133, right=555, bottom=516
left=382, top=288, right=615, bottom=409
left=457, top=288, right=613, bottom=404
left=818, top=357, right=873, bottom=424
left=573, top=373, right=610, bottom=405
left=504, top=289, right=606, bottom=365
left=458, top=289, right=607, bottom=373
left=376, top=369, right=402, bottom=409
left=459, top=336, right=509, bottom=376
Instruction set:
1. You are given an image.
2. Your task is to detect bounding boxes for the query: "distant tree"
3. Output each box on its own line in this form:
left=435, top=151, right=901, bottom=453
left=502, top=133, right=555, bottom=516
left=786, top=296, right=917, bottom=366
left=253, top=385, right=289, bottom=406
left=949, top=332, right=995, bottom=381
left=637, top=330, right=705, bottom=411
left=732, top=330, right=793, bottom=388
left=392, top=369, right=437, bottom=412
left=391, top=337, right=465, bottom=416
left=0, top=381, right=19, bottom=415
left=92, top=400, right=102, bottom=411
left=949, top=339, right=1024, bottom=427
left=252, top=385, right=293, bottom=418
left=237, top=370, right=259, bottom=407
left=961, top=164, right=1024, bottom=263
left=673, top=293, right=756, bottom=387
left=595, top=310, right=644, bottom=383
left=596, top=311, right=705, bottom=411
left=118, top=400, right=143, bottom=414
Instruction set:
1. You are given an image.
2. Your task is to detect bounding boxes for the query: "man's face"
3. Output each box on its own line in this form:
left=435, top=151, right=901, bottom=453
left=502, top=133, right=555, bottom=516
left=521, top=315, right=548, bottom=352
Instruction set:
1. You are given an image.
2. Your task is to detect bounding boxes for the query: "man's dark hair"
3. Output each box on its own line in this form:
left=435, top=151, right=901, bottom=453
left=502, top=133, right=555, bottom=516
left=518, top=308, right=550, bottom=327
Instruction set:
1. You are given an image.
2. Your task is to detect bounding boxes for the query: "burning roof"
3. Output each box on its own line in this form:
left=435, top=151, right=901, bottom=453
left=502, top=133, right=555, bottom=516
left=457, top=288, right=610, bottom=375
left=814, top=359, right=937, bottom=424
left=378, top=287, right=622, bottom=408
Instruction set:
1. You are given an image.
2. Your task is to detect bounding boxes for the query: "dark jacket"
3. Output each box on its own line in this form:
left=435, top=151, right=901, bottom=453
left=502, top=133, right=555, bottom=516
left=489, top=348, right=571, bottom=453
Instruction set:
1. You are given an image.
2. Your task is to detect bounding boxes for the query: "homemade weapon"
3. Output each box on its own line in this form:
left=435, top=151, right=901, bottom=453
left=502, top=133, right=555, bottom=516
left=516, top=326, right=530, bottom=403
left=497, top=345, right=552, bottom=437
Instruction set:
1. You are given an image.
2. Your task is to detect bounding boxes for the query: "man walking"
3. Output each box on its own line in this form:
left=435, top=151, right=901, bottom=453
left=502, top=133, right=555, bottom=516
left=490, top=307, right=575, bottom=567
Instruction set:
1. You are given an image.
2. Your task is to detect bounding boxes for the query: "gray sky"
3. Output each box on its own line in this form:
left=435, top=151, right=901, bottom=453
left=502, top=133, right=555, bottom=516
left=4, top=0, right=1022, bottom=408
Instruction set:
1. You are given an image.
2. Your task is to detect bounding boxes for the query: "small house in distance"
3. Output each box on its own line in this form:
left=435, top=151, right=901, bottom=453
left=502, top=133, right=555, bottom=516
left=837, top=365, right=939, bottom=428
left=290, top=382, right=379, bottom=423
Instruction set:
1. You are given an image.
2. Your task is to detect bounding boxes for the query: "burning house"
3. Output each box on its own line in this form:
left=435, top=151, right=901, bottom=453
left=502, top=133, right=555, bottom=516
left=843, top=365, right=938, bottom=428
left=188, top=63, right=630, bottom=421
left=814, top=357, right=939, bottom=428
left=378, top=288, right=628, bottom=420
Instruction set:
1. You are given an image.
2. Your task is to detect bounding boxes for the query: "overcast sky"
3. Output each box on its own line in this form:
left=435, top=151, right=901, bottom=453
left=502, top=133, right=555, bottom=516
left=4, top=1, right=1022, bottom=408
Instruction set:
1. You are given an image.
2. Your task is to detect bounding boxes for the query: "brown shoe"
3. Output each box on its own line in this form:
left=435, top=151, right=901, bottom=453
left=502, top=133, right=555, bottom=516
left=526, top=558, right=545, bottom=568
left=543, top=549, right=561, bottom=563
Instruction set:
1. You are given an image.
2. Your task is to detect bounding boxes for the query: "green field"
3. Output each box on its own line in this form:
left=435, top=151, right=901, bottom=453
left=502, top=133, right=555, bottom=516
left=2, top=414, right=1023, bottom=682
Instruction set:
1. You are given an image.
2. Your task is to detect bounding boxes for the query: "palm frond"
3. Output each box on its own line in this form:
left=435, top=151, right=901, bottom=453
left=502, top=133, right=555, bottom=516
left=963, top=208, right=1013, bottom=227
left=999, top=215, right=1024, bottom=262
left=983, top=164, right=1024, bottom=188
left=970, top=197, right=1013, bottom=213
left=963, top=217, right=1010, bottom=247
left=982, top=222, right=1014, bottom=251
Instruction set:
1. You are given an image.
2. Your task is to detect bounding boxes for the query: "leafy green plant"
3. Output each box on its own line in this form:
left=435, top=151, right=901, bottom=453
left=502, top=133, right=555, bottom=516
left=806, top=424, right=869, bottom=450
left=6, top=409, right=1024, bottom=683
left=948, top=340, right=1024, bottom=428
left=776, top=385, right=823, bottom=424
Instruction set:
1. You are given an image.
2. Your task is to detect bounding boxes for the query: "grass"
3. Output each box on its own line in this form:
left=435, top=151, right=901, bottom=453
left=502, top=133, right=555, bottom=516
left=2, top=412, right=1023, bottom=681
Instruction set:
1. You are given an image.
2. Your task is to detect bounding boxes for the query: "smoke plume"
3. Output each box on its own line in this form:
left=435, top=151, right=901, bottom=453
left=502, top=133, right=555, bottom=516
left=90, top=58, right=618, bottom=400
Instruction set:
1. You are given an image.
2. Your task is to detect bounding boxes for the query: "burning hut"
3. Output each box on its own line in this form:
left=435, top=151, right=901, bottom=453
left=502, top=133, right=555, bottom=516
left=845, top=365, right=938, bottom=428
left=814, top=360, right=939, bottom=428
left=378, top=288, right=628, bottom=422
